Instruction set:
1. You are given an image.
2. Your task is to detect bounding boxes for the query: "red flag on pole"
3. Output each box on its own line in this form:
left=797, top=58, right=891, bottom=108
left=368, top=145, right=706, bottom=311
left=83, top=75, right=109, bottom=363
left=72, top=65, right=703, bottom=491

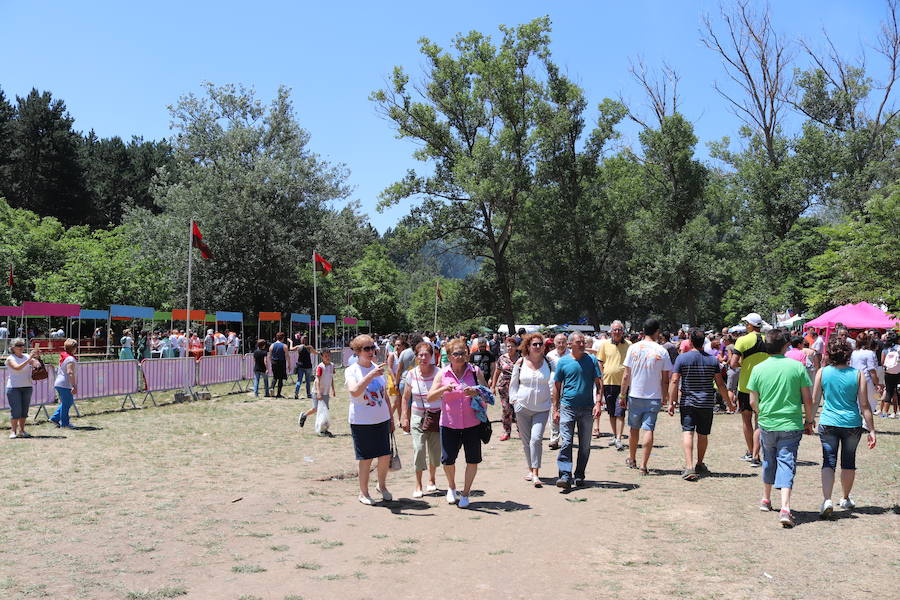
left=191, top=222, right=212, bottom=260
left=314, top=252, right=332, bottom=275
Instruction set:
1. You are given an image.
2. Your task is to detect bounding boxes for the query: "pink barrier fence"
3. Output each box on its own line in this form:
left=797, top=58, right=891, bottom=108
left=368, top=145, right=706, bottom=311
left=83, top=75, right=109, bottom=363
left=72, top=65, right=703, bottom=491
left=197, top=355, right=244, bottom=387
left=0, top=365, right=57, bottom=410
left=242, top=350, right=298, bottom=379
left=140, top=358, right=196, bottom=405
left=76, top=360, right=139, bottom=401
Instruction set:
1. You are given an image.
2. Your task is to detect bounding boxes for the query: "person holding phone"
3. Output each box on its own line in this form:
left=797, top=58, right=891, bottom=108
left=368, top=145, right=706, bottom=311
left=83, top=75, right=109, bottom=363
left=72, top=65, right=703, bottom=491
left=5, top=338, right=42, bottom=439
left=345, top=335, right=394, bottom=505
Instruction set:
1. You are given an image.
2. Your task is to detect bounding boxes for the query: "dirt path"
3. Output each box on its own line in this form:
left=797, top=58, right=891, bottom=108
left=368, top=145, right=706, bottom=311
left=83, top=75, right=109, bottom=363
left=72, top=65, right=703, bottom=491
left=1, top=385, right=897, bottom=599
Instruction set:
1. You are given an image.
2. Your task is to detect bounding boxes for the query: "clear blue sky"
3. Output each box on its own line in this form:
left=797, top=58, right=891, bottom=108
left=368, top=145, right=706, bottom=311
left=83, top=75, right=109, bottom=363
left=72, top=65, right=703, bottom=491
left=2, top=0, right=888, bottom=232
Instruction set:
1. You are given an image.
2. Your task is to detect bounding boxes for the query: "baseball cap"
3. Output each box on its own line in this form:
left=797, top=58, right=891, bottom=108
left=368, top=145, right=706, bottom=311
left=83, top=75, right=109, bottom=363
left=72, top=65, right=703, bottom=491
left=741, top=312, right=763, bottom=327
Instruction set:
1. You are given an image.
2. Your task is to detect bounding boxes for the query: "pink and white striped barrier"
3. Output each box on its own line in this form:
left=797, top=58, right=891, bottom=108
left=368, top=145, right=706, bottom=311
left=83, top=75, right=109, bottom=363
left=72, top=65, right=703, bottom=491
left=0, top=365, right=58, bottom=415
left=197, top=355, right=244, bottom=386
left=244, top=353, right=269, bottom=378
left=141, top=358, right=196, bottom=405
left=76, top=360, right=139, bottom=402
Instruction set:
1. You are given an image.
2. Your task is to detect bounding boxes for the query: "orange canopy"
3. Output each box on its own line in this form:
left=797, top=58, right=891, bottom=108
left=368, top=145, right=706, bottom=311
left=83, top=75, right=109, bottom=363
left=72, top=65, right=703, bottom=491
left=258, top=311, right=281, bottom=321
left=172, top=309, right=206, bottom=321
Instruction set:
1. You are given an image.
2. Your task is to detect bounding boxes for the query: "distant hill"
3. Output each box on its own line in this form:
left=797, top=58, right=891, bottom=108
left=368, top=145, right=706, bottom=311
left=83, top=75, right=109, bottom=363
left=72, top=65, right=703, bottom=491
left=422, top=240, right=480, bottom=279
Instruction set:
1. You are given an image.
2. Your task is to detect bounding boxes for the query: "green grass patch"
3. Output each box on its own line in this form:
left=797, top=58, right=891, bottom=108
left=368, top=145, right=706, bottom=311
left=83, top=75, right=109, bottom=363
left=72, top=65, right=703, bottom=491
left=231, top=564, right=266, bottom=574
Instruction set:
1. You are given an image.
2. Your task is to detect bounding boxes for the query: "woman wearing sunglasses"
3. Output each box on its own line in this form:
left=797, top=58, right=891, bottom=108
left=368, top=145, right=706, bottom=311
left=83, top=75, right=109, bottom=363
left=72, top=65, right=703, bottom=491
left=510, top=333, right=553, bottom=487
left=400, top=342, right=441, bottom=497
left=345, top=334, right=394, bottom=505
left=427, top=339, right=490, bottom=508
left=5, top=338, right=42, bottom=439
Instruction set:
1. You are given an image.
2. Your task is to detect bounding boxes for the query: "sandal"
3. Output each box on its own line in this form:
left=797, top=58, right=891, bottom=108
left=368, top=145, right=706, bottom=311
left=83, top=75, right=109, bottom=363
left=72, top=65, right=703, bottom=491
left=533, top=477, right=543, bottom=488
left=625, top=458, right=637, bottom=469
left=639, top=467, right=650, bottom=476
left=592, top=429, right=600, bottom=439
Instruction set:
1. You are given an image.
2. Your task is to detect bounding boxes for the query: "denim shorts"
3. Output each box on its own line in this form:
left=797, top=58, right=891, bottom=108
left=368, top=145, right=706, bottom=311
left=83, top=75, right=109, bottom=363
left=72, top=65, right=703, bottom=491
left=818, top=424, right=863, bottom=470
left=627, top=396, right=661, bottom=431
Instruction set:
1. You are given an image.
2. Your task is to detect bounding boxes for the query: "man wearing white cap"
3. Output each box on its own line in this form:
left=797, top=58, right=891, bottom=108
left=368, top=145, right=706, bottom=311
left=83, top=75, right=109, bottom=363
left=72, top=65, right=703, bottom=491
left=0, top=321, right=8, bottom=354
left=730, top=312, right=770, bottom=466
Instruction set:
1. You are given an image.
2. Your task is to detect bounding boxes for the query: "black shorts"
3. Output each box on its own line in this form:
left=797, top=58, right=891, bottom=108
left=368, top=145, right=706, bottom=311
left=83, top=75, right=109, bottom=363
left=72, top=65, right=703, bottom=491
left=440, top=424, right=483, bottom=465
left=350, top=420, right=391, bottom=460
left=884, top=372, right=900, bottom=403
left=737, top=391, right=752, bottom=412
left=604, top=385, right=626, bottom=417
left=271, top=359, right=287, bottom=379
left=680, top=406, right=714, bottom=435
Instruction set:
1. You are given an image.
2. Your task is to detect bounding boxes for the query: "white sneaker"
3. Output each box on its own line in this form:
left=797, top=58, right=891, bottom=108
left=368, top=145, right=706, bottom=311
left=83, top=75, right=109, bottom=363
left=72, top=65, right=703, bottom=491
left=9, top=432, right=17, bottom=439
left=458, top=495, right=470, bottom=509
left=358, top=494, right=373, bottom=506
left=819, top=498, right=833, bottom=519
left=378, top=488, right=393, bottom=502
left=839, top=497, right=856, bottom=509
left=446, top=489, right=459, bottom=504
left=412, top=490, right=424, bottom=498
left=426, top=484, right=438, bottom=492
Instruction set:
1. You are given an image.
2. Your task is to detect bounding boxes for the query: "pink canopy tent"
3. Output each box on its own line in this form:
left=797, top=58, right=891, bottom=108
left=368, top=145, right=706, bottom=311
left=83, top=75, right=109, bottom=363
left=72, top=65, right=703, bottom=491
left=805, top=302, right=898, bottom=330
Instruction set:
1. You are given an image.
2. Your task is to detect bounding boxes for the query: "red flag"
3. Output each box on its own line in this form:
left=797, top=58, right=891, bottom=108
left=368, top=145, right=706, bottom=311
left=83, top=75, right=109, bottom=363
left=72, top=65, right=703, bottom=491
left=7, top=264, right=12, bottom=288
left=314, top=252, right=332, bottom=276
left=435, top=280, right=443, bottom=301
left=192, top=222, right=212, bottom=260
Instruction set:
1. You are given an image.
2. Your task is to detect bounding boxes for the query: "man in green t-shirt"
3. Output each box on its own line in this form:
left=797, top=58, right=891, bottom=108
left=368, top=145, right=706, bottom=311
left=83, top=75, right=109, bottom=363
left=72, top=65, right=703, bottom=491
left=730, top=312, right=769, bottom=465
left=747, top=329, right=815, bottom=529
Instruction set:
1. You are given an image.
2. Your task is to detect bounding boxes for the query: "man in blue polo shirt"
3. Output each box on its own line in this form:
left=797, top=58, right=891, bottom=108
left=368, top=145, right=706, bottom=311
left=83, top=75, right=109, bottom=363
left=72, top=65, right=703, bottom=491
left=552, top=332, right=603, bottom=490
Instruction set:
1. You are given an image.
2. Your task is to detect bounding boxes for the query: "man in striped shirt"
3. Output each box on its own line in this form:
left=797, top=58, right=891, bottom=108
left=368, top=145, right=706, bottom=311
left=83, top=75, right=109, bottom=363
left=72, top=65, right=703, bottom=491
left=668, top=328, right=731, bottom=480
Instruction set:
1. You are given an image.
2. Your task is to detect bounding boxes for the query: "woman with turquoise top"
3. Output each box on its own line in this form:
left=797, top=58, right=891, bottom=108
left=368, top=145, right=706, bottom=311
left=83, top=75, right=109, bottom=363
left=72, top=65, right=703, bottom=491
left=812, top=337, right=876, bottom=518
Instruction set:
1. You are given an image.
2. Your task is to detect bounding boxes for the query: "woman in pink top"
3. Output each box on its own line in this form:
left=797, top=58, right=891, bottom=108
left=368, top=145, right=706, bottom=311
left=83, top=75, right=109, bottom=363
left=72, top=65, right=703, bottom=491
left=786, top=336, right=811, bottom=367
left=427, top=339, right=489, bottom=509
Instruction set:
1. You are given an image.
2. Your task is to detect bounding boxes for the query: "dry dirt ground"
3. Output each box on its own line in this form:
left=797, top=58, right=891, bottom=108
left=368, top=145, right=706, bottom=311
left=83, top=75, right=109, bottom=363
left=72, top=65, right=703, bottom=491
left=1, top=378, right=898, bottom=600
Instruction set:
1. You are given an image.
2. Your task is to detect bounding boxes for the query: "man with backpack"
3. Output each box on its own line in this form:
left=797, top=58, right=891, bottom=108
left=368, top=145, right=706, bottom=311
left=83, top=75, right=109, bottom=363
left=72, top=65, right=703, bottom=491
left=730, top=312, right=770, bottom=466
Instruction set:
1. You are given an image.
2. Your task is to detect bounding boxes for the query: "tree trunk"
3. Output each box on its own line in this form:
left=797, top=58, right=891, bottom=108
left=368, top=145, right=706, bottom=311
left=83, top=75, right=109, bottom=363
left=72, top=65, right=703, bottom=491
left=493, top=249, right=516, bottom=335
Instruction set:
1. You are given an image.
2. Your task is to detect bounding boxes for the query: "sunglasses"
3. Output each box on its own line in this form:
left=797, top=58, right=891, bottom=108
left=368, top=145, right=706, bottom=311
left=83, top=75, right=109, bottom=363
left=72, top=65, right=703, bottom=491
left=450, top=351, right=466, bottom=357
left=14, top=344, right=25, bottom=348
left=530, top=342, right=543, bottom=347
left=361, top=345, right=377, bottom=352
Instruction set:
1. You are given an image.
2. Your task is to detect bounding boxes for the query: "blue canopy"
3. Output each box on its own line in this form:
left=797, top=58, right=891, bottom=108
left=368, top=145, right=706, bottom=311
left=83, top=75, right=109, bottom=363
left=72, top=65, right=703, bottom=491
left=109, top=304, right=155, bottom=320
left=291, top=313, right=311, bottom=323
left=216, top=311, right=244, bottom=322
left=319, top=314, right=336, bottom=324
left=79, top=309, right=109, bottom=319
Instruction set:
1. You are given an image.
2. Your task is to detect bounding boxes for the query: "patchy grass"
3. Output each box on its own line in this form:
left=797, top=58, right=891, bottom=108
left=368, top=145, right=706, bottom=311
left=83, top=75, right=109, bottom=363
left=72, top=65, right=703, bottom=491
left=231, top=564, right=266, bottom=574
left=270, top=544, right=289, bottom=552
left=296, top=562, right=322, bottom=571
left=125, top=587, right=188, bottom=600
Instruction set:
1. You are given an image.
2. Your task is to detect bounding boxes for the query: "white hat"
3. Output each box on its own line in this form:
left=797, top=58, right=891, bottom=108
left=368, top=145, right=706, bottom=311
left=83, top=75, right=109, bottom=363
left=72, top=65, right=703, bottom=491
left=741, top=312, right=763, bottom=327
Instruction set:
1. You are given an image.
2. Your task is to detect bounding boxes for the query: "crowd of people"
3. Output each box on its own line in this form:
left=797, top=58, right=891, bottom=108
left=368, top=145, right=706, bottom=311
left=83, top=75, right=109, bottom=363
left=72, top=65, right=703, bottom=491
left=337, top=315, right=897, bottom=528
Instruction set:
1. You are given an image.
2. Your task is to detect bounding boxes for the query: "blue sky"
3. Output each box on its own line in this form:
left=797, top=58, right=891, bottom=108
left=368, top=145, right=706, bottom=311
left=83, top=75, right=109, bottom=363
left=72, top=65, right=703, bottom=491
left=2, top=1, right=888, bottom=232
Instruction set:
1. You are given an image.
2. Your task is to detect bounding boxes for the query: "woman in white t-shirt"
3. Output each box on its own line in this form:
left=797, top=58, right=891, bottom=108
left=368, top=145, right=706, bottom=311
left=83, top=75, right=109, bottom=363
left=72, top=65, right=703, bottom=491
left=345, top=335, right=394, bottom=506
left=5, top=338, right=42, bottom=439
left=50, top=339, right=79, bottom=428
left=400, top=342, right=440, bottom=497
left=849, top=332, right=882, bottom=413
left=509, top=333, right=553, bottom=487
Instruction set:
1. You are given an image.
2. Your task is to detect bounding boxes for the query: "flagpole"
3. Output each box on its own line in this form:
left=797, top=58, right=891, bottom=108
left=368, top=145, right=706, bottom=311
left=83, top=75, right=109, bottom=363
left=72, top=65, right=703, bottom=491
left=313, top=250, right=319, bottom=351
left=433, top=281, right=438, bottom=333
left=186, top=219, right=193, bottom=337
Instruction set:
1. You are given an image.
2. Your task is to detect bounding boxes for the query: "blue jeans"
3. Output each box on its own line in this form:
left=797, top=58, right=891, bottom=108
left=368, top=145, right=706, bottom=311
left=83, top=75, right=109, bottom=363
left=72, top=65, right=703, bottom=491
left=52, top=387, right=75, bottom=427
left=557, top=405, right=594, bottom=479
left=294, top=367, right=313, bottom=397
left=760, top=428, right=802, bottom=489
left=253, top=372, right=270, bottom=396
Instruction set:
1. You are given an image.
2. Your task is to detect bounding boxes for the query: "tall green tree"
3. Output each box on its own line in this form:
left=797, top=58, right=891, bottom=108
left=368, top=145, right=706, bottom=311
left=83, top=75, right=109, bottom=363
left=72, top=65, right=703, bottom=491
left=2, top=89, right=90, bottom=225
left=126, top=83, right=353, bottom=318
left=372, top=17, right=559, bottom=333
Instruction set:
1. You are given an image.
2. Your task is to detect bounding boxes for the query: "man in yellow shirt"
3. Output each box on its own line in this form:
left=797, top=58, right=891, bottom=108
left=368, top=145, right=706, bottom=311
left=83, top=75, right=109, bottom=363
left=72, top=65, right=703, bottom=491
left=596, top=320, right=631, bottom=450
left=730, top=312, right=770, bottom=466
